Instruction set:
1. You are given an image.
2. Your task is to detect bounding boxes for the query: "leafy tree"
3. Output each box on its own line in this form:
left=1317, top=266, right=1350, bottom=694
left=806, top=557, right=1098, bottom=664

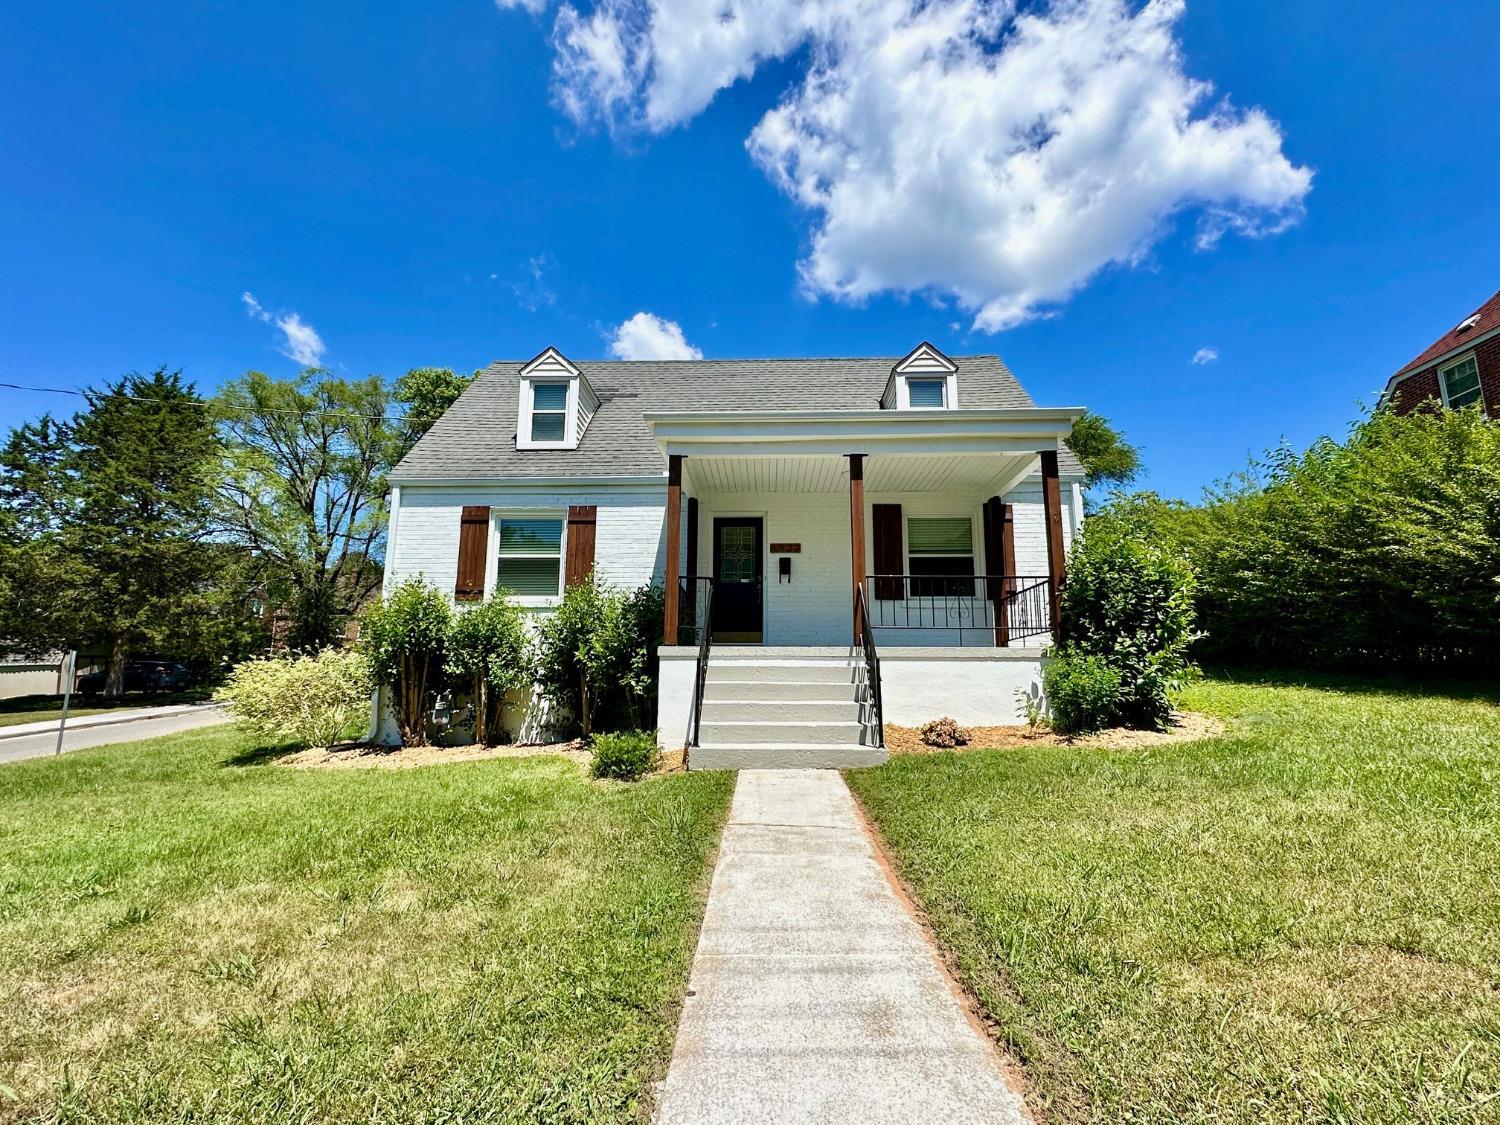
left=360, top=578, right=451, bottom=746
left=1092, top=405, right=1500, bottom=671
left=214, top=369, right=398, bottom=651
left=535, top=577, right=655, bottom=738
left=445, top=594, right=532, bottom=745
left=0, top=371, right=246, bottom=695
left=392, top=366, right=475, bottom=459
left=1068, top=411, right=1143, bottom=492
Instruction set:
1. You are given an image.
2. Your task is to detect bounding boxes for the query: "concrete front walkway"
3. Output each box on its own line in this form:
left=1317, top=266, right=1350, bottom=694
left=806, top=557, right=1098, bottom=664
left=656, top=769, right=1030, bottom=1125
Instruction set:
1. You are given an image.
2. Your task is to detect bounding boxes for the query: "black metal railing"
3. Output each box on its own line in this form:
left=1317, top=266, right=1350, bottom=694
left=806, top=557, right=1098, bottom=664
left=863, top=575, right=1053, bottom=645
left=675, top=575, right=714, bottom=647
left=854, top=584, right=885, bottom=748
left=679, top=576, right=715, bottom=749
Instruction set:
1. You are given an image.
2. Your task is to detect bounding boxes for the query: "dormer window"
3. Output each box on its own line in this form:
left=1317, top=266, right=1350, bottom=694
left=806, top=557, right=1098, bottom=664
left=884, top=341, right=959, bottom=410
left=907, top=378, right=947, bottom=408
left=515, top=346, right=599, bottom=451
left=529, top=382, right=569, bottom=442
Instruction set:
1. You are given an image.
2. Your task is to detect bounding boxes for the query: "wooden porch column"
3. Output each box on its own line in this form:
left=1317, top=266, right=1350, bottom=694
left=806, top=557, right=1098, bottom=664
left=848, top=454, right=866, bottom=642
left=1040, top=450, right=1066, bottom=640
left=663, top=454, right=684, bottom=645
left=983, top=497, right=1015, bottom=647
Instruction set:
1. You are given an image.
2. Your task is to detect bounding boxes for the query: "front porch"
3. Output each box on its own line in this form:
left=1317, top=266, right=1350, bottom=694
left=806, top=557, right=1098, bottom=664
left=643, top=408, right=1083, bottom=760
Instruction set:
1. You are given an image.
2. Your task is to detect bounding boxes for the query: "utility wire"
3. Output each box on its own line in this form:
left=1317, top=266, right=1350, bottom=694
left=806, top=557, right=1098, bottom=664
left=0, top=381, right=416, bottom=424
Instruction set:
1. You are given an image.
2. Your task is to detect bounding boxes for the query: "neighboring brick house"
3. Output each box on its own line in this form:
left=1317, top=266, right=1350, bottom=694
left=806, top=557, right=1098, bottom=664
left=1384, top=288, right=1500, bottom=418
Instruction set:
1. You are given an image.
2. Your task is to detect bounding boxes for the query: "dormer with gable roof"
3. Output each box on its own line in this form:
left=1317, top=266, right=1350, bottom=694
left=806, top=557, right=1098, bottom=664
left=880, top=342, right=959, bottom=410
left=515, top=346, right=600, bottom=450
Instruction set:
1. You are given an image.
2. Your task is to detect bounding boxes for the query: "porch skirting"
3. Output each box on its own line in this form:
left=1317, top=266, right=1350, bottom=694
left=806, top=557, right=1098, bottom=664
left=657, top=645, right=1049, bottom=754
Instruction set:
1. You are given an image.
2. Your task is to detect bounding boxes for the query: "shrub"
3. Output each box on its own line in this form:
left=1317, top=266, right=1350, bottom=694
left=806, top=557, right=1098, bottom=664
left=536, top=576, right=655, bottom=737
left=589, top=730, right=660, bottom=781
left=1043, top=651, right=1122, bottom=735
left=445, top=594, right=532, bottom=745
left=919, top=717, right=970, bottom=748
left=215, top=648, right=371, bottom=749
left=1092, top=408, right=1500, bottom=672
left=1060, top=518, right=1198, bottom=729
left=360, top=578, right=451, bottom=746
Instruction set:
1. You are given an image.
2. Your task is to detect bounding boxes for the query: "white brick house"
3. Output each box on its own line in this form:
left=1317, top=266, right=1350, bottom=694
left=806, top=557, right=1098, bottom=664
left=383, top=343, right=1085, bottom=768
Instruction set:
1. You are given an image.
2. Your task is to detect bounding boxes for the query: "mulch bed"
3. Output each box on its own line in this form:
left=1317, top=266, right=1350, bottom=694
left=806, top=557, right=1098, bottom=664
left=280, top=740, right=591, bottom=770
left=280, top=740, right=690, bottom=775
left=884, top=711, right=1224, bottom=755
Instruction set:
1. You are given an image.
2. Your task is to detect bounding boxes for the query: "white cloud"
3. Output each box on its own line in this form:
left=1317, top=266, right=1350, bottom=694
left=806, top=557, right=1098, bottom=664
left=607, top=312, right=703, bottom=360
left=495, top=0, right=550, bottom=14
left=506, top=254, right=558, bottom=311
left=533, top=0, right=1312, bottom=331
left=1191, top=346, right=1219, bottom=365
left=242, top=291, right=327, bottom=367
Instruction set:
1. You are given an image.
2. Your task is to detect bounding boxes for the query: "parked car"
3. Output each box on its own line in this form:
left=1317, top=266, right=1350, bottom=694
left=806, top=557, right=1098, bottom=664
left=76, top=660, right=191, bottom=695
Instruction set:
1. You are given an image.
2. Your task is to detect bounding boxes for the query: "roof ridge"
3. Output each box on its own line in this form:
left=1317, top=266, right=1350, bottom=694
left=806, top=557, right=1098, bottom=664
left=482, top=354, right=1004, bottom=366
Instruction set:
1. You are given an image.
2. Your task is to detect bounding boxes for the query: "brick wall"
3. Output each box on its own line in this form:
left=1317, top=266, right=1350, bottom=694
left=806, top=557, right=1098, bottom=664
left=1389, top=334, right=1500, bottom=419
left=386, top=484, right=669, bottom=599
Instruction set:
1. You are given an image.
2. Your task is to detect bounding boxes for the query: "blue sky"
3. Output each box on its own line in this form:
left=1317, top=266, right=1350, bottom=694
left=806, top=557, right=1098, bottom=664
left=1, top=0, right=1496, bottom=500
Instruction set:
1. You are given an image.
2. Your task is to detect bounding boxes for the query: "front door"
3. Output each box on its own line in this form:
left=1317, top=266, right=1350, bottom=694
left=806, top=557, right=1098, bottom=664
left=712, top=518, right=764, bottom=642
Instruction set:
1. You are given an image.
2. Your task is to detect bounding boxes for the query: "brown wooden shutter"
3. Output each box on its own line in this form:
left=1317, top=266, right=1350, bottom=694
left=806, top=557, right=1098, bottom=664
left=983, top=497, right=1016, bottom=646
left=455, top=506, right=490, bottom=601
left=872, top=503, right=904, bottom=600
left=565, top=505, right=597, bottom=587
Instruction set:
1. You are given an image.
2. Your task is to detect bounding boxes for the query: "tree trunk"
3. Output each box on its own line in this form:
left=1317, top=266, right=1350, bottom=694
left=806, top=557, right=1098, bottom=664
left=104, top=634, right=127, bottom=698
left=579, top=673, right=592, bottom=739
left=397, top=652, right=429, bottom=747
left=474, top=676, right=488, bottom=746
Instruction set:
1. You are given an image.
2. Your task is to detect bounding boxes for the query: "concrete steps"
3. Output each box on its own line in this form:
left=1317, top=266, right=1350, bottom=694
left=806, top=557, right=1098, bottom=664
left=690, top=651, right=886, bottom=771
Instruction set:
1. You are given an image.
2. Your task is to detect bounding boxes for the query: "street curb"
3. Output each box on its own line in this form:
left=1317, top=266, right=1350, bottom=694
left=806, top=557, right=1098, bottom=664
left=0, top=703, right=226, bottom=742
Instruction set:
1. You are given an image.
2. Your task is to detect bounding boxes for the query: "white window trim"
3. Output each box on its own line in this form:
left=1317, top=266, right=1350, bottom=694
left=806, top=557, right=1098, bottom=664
left=1438, top=352, right=1485, bottom=410
left=896, top=372, right=959, bottom=410
left=487, top=509, right=568, bottom=607
left=516, top=377, right=580, bottom=450
left=902, top=514, right=977, bottom=574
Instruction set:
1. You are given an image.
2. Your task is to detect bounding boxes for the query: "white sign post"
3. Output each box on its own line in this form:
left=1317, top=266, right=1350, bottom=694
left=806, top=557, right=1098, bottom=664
left=54, top=650, right=77, bottom=756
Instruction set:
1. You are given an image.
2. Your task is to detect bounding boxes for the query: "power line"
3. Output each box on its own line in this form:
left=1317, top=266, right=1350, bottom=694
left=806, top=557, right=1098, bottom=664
left=0, top=381, right=416, bottom=425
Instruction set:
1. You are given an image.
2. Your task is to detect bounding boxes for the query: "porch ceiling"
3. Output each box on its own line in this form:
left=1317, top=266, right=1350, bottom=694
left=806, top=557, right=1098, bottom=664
left=683, top=452, right=1034, bottom=495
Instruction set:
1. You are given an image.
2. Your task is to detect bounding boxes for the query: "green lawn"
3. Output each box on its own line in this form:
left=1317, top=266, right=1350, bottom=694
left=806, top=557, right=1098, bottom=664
left=848, top=673, right=1500, bottom=1124
left=0, top=690, right=213, bottom=728
left=0, top=727, right=733, bottom=1123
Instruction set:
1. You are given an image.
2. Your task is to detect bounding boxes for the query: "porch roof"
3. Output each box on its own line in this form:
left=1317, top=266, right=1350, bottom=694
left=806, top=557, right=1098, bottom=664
left=642, top=407, right=1084, bottom=460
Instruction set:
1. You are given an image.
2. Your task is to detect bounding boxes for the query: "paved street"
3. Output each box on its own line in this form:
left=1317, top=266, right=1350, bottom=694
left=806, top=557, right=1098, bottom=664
left=0, top=707, right=231, bottom=766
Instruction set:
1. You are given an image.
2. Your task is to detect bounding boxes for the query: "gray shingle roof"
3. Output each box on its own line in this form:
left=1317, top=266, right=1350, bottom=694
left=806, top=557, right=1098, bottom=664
left=392, top=354, right=1084, bottom=480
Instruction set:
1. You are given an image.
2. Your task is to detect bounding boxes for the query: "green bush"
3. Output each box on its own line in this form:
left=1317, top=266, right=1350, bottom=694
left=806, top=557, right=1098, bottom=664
left=589, top=730, right=660, bottom=781
left=1042, top=651, right=1122, bottom=735
left=360, top=578, right=451, bottom=746
left=1060, top=518, right=1198, bottom=729
left=214, top=648, right=371, bottom=749
left=445, top=594, right=532, bottom=745
left=1093, top=407, right=1500, bottom=671
left=535, top=576, right=656, bottom=738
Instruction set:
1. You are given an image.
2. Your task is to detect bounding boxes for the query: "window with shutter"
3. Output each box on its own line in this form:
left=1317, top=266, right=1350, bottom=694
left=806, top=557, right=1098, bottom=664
left=497, top=517, right=564, bottom=598
left=907, top=516, right=975, bottom=598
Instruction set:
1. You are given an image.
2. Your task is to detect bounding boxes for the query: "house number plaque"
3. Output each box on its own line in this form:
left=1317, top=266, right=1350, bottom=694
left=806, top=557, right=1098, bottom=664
left=769, top=543, right=801, bottom=553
